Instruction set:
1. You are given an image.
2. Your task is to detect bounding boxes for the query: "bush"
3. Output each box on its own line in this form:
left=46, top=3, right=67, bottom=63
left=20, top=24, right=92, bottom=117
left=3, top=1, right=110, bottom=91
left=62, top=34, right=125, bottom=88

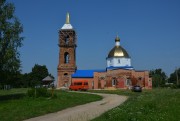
left=178, top=85, right=180, bottom=88
left=168, top=84, right=179, bottom=89
left=0, top=84, right=3, bottom=89
left=27, top=88, right=51, bottom=98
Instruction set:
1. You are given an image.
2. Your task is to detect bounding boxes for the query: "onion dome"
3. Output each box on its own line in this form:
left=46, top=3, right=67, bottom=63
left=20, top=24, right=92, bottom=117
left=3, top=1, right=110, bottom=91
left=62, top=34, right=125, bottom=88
left=108, top=36, right=130, bottom=58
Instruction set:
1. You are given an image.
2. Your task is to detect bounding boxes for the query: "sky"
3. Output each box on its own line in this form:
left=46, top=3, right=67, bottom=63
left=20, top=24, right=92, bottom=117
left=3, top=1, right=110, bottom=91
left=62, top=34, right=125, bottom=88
left=7, top=0, right=180, bottom=80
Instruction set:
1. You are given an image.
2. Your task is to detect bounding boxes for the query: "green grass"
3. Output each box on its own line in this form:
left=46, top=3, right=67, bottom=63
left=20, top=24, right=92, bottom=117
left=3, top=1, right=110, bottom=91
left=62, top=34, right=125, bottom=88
left=1, top=88, right=179, bottom=121
left=89, top=89, right=138, bottom=96
left=91, top=89, right=180, bottom=121
left=0, top=88, right=28, bottom=96
left=0, top=89, right=102, bottom=121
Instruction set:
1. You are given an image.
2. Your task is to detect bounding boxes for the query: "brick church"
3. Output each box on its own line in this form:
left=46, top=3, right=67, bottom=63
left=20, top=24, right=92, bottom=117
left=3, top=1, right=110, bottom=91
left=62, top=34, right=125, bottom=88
left=57, top=13, right=152, bottom=89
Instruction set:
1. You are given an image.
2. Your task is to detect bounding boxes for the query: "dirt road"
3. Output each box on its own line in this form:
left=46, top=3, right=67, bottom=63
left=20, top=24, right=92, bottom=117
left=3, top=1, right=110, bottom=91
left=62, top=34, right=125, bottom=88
left=25, top=92, right=127, bottom=121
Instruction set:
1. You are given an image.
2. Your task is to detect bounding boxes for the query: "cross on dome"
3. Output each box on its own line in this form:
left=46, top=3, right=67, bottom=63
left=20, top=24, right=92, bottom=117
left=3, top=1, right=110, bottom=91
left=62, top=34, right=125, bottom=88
left=65, top=12, right=70, bottom=24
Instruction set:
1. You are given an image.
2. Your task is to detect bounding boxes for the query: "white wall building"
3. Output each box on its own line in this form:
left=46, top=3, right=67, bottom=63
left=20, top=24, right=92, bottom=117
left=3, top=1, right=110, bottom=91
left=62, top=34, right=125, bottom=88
left=106, top=36, right=133, bottom=70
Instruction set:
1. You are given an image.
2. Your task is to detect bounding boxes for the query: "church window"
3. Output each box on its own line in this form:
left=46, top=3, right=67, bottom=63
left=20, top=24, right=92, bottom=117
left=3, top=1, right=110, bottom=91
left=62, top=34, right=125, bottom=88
left=126, top=79, right=131, bottom=86
left=112, top=79, right=116, bottom=86
left=64, top=73, right=68, bottom=77
left=64, top=52, right=69, bottom=63
left=118, top=59, right=120, bottom=63
left=138, top=77, right=142, bottom=80
left=65, top=35, right=69, bottom=44
left=109, top=59, right=113, bottom=66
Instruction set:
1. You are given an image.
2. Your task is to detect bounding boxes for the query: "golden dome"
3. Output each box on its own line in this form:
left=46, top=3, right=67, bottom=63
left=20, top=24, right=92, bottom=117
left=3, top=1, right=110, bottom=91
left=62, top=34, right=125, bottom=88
left=108, top=46, right=130, bottom=58
left=108, top=36, right=130, bottom=58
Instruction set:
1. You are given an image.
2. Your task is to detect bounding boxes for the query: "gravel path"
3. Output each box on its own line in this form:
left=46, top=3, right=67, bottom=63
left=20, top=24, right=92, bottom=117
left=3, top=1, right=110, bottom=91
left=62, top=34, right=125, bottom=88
left=25, top=92, right=128, bottom=121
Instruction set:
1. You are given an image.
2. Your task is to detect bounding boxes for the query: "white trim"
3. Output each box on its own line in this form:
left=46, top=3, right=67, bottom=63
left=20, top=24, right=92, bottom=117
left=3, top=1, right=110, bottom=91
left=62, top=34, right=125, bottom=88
left=61, top=24, right=73, bottom=29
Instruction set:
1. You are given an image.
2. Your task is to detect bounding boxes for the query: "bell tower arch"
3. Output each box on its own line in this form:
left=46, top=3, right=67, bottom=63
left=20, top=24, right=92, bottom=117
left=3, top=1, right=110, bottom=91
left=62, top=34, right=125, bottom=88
left=57, top=13, right=77, bottom=88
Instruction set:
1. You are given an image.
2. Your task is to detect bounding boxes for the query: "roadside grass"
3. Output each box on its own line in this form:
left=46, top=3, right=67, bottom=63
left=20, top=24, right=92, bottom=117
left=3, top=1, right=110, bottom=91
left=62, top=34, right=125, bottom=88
left=91, top=89, right=180, bottom=121
left=0, top=89, right=102, bottom=121
left=0, top=88, right=28, bottom=95
left=89, top=89, right=139, bottom=96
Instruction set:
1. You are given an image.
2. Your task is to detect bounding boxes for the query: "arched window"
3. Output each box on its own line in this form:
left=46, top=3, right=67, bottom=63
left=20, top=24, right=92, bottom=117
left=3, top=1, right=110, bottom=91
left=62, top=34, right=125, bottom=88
left=64, top=73, right=68, bottom=76
left=65, top=35, right=69, bottom=45
left=64, top=52, right=69, bottom=63
left=126, top=79, right=131, bottom=86
left=112, top=78, right=117, bottom=86
left=118, top=59, right=120, bottom=63
left=138, top=77, right=142, bottom=80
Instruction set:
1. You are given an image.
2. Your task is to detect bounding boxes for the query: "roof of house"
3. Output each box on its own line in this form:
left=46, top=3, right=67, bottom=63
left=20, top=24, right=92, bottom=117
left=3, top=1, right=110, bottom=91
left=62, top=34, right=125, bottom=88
left=42, top=76, right=54, bottom=82
left=72, top=69, right=106, bottom=78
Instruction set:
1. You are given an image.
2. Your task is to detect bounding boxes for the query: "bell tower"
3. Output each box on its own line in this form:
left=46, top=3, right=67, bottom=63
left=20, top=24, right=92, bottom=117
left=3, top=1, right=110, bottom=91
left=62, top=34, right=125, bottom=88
left=57, top=13, right=77, bottom=88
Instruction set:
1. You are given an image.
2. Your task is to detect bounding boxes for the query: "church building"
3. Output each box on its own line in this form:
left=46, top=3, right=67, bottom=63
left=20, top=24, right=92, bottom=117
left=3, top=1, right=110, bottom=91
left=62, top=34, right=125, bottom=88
left=57, top=13, right=152, bottom=89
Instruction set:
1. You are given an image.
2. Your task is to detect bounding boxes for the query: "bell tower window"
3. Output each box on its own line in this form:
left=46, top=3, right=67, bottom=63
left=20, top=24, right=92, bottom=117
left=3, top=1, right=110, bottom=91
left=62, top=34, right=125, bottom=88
left=64, top=52, right=69, bottom=64
left=64, top=73, right=68, bottom=77
left=65, top=35, right=69, bottom=45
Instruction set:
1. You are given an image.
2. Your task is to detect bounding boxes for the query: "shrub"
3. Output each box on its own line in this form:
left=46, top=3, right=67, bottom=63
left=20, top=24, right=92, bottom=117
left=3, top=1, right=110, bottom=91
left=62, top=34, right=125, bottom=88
left=27, top=88, right=51, bottom=98
left=169, top=84, right=180, bottom=89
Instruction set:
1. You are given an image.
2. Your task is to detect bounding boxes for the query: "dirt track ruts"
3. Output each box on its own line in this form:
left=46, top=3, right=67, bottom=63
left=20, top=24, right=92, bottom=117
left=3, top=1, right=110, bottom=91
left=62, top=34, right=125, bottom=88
left=25, top=92, right=128, bottom=121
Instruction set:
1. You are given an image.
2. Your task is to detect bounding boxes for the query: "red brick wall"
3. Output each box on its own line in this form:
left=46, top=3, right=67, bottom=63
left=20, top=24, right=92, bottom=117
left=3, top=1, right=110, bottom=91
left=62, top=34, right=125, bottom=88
left=117, top=78, right=125, bottom=88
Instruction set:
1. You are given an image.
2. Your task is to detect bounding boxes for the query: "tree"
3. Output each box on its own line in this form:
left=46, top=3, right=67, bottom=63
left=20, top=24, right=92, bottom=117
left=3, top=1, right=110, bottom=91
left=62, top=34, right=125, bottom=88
left=169, top=68, right=180, bottom=85
left=14, top=73, right=31, bottom=88
left=0, top=0, right=23, bottom=86
left=150, top=69, right=167, bottom=87
left=30, top=64, right=49, bottom=87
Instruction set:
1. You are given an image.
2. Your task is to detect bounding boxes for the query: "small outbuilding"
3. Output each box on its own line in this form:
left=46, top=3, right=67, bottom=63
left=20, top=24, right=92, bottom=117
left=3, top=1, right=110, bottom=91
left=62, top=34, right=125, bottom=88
left=42, top=76, right=54, bottom=87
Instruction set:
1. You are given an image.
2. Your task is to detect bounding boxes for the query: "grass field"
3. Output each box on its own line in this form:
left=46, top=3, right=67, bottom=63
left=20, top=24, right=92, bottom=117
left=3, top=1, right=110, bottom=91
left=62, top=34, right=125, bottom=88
left=0, top=88, right=28, bottom=95
left=90, top=89, right=180, bottom=121
left=1, top=88, right=179, bottom=121
left=0, top=88, right=102, bottom=121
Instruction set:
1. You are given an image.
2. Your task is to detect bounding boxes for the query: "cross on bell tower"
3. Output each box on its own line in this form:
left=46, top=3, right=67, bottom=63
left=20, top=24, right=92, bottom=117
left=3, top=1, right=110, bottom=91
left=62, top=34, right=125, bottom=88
left=57, top=13, right=77, bottom=88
